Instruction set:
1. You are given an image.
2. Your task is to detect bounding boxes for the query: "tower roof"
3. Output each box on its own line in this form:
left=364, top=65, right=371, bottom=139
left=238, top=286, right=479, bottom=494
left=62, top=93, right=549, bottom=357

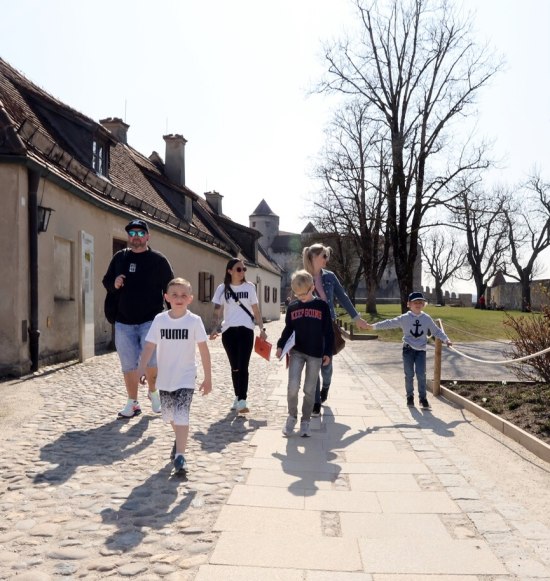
left=251, top=199, right=277, bottom=217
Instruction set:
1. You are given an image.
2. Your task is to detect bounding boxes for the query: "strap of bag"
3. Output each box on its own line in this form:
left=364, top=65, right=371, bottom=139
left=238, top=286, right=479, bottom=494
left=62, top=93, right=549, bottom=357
left=227, top=286, right=255, bottom=322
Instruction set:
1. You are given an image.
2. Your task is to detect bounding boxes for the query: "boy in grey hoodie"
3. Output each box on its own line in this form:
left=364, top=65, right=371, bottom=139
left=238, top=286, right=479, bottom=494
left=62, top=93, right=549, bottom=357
left=367, top=292, right=452, bottom=408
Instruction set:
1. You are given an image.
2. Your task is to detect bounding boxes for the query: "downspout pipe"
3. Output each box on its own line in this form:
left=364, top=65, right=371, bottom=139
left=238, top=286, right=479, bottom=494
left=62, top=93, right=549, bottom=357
left=28, top=168, right=40, bottom=371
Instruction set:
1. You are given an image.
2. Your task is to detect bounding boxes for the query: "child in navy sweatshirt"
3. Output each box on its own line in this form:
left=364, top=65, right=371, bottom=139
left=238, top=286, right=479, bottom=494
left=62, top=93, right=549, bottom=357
left=276, top=270, right=333, bottom=437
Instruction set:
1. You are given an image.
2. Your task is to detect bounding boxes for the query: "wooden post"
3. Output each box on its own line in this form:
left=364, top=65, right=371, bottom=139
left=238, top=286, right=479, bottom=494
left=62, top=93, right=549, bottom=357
left=433, top=337, right=442, bottom=396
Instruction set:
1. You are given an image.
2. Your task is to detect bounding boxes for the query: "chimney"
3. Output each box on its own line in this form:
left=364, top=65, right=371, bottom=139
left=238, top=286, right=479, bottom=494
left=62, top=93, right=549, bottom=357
left=100, top=117, right=129, bottom=144
left=163, top=134, right=187, bottom=187
left=205, top=191, right=223, bottom=215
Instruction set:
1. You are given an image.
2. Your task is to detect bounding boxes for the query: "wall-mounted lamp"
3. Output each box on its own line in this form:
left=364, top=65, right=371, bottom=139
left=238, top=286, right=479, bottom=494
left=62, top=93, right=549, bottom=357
left=37, top=206, right=54, bottom=233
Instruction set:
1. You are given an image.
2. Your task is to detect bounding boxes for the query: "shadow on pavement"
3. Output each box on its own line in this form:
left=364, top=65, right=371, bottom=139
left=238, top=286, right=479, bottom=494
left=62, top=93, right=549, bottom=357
left=100, top=466, right=197, bottom=552
left=194, top=412, right=267, bottom=453
left=272, top=407, right=371, bottom=496
left=33, top=415, right=155, bottom=485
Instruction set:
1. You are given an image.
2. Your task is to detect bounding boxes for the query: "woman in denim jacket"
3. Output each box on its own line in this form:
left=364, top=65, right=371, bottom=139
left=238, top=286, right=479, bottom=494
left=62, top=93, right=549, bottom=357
left=303, top=244, right=369, bottom=415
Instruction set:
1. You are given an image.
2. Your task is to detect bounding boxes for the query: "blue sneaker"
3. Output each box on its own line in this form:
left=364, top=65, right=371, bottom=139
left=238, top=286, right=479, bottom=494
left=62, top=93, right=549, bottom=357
left=174, top=454, right=187, bottom=473
left=237, top=400, right=249, bottom=414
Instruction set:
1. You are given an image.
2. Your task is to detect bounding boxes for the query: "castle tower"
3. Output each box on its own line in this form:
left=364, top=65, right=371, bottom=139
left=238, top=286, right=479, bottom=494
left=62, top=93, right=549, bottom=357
left=249, top=199, right=279, bottom=250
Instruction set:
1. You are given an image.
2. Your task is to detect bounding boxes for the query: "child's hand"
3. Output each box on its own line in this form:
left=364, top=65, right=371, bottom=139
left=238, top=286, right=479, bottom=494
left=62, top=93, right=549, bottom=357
left=322, top=355, right=331, bottom=366
left=446, top=340, right=453, bottom=347
left=276, top=348, right=282, bottom=359
left=355, top=318, right=369, bottom=330
left=138, top=373, right=147, bottom=385
left=199, top=379, right=212, bottom=395
left=209, top=332, right=218, bottom=340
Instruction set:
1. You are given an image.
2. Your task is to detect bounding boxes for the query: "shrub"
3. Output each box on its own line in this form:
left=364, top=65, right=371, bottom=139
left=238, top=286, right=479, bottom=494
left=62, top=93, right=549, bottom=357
left=504, top=304, right=550, bottom=382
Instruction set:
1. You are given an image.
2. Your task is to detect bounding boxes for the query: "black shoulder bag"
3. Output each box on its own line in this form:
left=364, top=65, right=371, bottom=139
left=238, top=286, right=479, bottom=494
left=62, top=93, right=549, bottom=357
left=226, top=286, right=255, bottom=322
left=104, top=250, right=130, bottom=324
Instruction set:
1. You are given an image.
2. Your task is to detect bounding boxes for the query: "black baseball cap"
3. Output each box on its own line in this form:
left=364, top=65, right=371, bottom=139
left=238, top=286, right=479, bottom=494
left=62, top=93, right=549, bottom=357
left=408, top=291, right=427, bottom=302
left=125, top=219, right=149, bottom=233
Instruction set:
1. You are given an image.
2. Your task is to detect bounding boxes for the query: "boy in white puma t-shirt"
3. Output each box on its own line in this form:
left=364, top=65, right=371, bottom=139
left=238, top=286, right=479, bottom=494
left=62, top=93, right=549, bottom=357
left=137, top=278, right=212, bottom=474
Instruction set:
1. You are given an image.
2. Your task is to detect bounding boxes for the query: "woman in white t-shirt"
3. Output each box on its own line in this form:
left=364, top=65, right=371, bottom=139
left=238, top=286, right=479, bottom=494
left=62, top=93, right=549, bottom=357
left=210, top=258, right=267, bottom=414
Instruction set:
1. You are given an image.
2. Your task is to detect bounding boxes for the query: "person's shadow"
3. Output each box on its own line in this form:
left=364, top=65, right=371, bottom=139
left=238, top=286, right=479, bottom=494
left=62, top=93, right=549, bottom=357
left=194, top=411, right=267, bottom=453
left=100, top=465, right=196, bottom=552
left=400, top=404, right=470, bottom=437
left=33, top=416, right=154, bottom=485
left=272, top=406, right=371, bottom=496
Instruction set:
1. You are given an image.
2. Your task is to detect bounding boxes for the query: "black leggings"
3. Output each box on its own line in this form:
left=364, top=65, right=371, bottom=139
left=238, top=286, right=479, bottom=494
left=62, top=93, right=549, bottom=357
left=221, top=326, right=254, bottom=400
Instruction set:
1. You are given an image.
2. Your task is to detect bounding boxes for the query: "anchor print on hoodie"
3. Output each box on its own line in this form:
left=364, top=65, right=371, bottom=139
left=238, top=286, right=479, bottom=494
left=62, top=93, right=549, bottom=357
left=370, top=311, right=450, bottom=351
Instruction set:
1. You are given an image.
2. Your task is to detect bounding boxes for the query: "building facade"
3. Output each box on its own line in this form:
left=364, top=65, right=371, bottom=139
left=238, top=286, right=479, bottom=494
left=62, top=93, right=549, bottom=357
left=0, top=59, right=281, bottom=376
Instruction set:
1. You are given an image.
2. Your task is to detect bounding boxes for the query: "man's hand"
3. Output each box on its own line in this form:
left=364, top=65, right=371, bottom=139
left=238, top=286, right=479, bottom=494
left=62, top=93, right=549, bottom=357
left=114, top=274, right=126, bottom=290
left=322, top=355, right=331, bottom=366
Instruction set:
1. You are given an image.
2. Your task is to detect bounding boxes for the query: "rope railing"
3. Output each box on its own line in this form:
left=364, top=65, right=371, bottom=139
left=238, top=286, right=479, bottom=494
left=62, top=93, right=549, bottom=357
left=437, top=319, right=550, bottom=365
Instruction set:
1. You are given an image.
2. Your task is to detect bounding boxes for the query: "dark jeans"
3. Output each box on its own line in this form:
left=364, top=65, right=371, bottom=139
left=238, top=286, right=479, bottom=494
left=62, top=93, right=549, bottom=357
left=221, top=326, right=254, bottom=401
left=402, top=344, right=427, bottom=399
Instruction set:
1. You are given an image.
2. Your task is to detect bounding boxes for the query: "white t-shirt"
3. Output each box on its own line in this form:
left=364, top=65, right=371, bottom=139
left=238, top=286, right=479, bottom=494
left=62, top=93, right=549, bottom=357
left=212, top=282, right=258, bottom=332
left=145, top=310, right=208, bottom=391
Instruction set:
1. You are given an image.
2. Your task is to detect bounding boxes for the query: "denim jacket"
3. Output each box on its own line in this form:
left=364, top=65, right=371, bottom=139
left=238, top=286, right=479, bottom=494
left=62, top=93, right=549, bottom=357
left=320, top=269, right=360, bottom=322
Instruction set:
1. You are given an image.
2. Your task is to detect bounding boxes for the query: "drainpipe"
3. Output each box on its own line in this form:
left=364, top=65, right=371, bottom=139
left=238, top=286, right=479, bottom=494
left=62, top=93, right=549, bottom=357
left=28, top=169, right=40, bottom=371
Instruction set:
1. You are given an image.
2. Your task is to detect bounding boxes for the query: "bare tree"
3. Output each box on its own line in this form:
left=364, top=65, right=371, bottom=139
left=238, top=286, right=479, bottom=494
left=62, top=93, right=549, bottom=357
left=317, top=0, right=501, bottom=311
left=503, top=173, right=550, bottom=311
left=421, top=229, right=467, bottom=304
left=450, top=184, right=510, bottom=303
left=312, top=99, right=390, bottom=314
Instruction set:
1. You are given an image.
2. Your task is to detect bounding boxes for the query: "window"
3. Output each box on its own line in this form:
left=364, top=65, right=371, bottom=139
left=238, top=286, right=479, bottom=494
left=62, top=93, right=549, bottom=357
left=92, top=139, right=108, bottom=176
left=264, top=286, right=270, bottom=303
left=198, top=272, right=214, bottom=302
left=54, top=237, right=74, bottom=300
left=273, top=287, right=278, bottom=304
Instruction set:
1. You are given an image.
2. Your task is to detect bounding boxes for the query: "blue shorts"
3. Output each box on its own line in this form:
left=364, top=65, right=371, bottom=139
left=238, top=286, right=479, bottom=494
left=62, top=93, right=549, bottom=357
left=115, top=321, right=157, bottom=372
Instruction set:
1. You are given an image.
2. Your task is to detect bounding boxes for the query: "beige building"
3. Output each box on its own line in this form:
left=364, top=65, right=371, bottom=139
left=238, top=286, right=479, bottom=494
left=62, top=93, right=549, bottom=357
left=0, top=59, right=281, bottom=377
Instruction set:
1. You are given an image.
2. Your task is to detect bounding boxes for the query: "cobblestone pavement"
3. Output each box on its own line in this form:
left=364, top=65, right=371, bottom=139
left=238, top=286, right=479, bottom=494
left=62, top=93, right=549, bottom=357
left=2, top=321, right=550, bottom=580
left=0, top=322, right=286, bottom=581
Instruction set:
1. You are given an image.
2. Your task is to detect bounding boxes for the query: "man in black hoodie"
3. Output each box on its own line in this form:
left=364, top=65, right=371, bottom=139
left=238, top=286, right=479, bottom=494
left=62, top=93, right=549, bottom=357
left=103, top=219, right=174, bottom=419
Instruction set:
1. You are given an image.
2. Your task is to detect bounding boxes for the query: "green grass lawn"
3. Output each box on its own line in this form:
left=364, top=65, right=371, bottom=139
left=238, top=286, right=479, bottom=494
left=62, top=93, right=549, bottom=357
left=336, top=304, right=541, bottom=343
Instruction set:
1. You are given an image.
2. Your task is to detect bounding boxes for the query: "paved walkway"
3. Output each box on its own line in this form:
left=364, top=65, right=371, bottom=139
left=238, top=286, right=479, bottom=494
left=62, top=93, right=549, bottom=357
left=1, top=319, right=550, bottom=580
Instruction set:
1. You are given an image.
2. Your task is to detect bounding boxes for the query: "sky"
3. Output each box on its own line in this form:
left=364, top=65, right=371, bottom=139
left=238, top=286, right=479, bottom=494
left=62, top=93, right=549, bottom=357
left=2, top=0, right=550, bottom=291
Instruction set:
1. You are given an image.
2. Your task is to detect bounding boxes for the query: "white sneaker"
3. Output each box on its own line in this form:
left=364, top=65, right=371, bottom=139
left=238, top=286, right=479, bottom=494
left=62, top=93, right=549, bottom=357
left=299, top=420, right=311, bottom=437
left=230, top=397, right=239, bottom=411
left=237, top=400, right=249, bottom=414
left=282, top=415, right=297, bottom=436
left=148, top=390, right=161, bottom=413
left=117, top=400, right=141, bottom=419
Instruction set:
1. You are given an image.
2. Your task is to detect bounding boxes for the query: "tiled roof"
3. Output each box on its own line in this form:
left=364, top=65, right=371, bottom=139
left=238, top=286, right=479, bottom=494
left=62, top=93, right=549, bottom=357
left=0, top=57, right=261, bottom=260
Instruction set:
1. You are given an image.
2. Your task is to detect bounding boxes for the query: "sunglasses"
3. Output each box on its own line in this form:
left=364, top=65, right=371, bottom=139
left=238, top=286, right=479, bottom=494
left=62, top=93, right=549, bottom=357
left=128, top=230, right=147, bottom=238
left=235, top=267, right=247, bottom=272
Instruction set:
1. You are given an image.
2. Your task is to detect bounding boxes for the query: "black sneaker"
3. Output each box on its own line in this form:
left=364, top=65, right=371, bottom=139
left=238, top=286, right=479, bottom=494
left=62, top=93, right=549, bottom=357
left=174, top=454, right=187, bottom=473
left=420, top=398, right=431, bottom=409
left=312, top=403, right=321, bottom=416
left=407, top=395, right=414, bottom=406
left=320, top=387, right=329, bottom=403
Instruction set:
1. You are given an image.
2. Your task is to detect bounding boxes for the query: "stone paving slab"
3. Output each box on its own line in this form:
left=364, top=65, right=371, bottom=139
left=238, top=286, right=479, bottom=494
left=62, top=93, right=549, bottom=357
left=358, top=538, right=507, bottom=574
left=347, top=473, right=421, bottom=491
left=339, top=513, right=451, bottom=539
left=209, top=531, right=363, bottom=570
left=213, top=505, right=321, bottom=535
